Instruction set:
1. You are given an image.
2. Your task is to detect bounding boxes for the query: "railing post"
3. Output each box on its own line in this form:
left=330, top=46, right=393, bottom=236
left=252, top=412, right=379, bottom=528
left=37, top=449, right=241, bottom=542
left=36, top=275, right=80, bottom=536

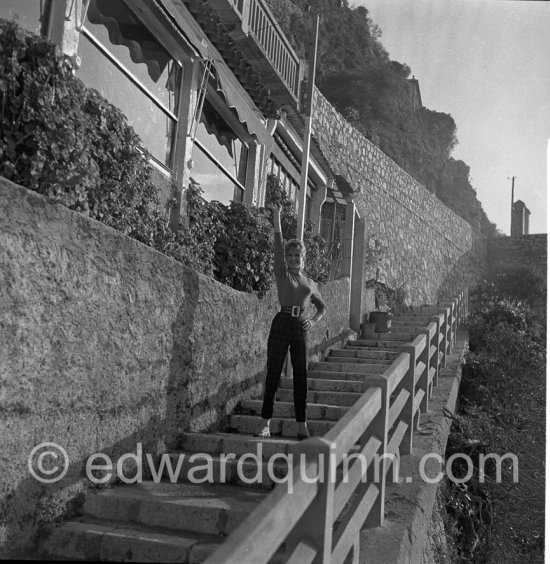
left=349, top=212, right=366, bottom=333
left=365, top=379, right=389, bottom=527
left=395, top=347, right=415, bottom=454
left=429, top=315, right=441, bottom=387
left=446, top=305, right=452, bottom=355
left=448, top=300, right=457, bottom=349
left=446, top=305, right=452, bottom=354
left=349, top=537, right=360, bottom=564
left=287, top=437, right=336, bottom=564
left=438, top=307, right=448, bottom=368
left=417, top=331, right=430, bottom=410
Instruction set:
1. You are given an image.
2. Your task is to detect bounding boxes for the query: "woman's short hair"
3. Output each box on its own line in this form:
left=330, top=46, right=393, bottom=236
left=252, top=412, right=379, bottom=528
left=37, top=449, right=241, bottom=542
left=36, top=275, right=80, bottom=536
left=285, top=239, right=306, bottom=258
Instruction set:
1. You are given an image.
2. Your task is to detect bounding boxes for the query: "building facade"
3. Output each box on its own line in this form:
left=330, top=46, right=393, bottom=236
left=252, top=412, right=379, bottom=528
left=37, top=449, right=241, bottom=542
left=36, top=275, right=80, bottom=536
left=1, top=0, right=352, bottom=229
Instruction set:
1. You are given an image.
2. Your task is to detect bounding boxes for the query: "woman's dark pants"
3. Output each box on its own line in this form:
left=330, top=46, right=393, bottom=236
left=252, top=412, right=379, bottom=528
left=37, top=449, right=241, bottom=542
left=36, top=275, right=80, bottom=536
left=260, top=312, right=308, bottom=422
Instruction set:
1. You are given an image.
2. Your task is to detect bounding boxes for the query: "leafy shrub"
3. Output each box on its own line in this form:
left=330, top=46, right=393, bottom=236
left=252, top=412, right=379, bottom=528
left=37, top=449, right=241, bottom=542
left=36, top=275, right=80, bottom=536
left=1, top=20, right=93, bottom=201
left=264, top=173, right=297, bottom=239
left=365, top=279, right=407, bottom=312
left=159, top=181, right=223, bottom=276
left=0, top=18, right=163, bottom=245
left=467, top=299, right=529, bottom=352
left=485, top=269, right=546, bottom=307
left=214, top=202, right=273, bottom=296
left=303, top=223, right=329, bottom=284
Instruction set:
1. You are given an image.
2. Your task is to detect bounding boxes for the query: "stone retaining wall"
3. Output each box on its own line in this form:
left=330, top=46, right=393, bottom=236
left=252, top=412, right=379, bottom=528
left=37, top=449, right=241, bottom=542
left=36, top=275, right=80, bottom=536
left=0, top=178, right=350, bottom=555
left=312, top=88, right=487, bottom=303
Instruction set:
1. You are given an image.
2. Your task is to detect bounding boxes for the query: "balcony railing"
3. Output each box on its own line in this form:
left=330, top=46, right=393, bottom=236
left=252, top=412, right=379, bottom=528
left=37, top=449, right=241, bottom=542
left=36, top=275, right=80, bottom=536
left=246, top=0, right=300, bottom=98
left=203, top=0, right=302, bottom=103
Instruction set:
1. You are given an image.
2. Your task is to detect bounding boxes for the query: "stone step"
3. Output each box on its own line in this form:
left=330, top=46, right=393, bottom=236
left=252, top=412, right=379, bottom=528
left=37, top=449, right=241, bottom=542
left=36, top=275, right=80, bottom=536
left=391, top=315, right=433, bottom=323
left=359, top=332, right=417, bottom=342
left=410, top=305, right=451, bottom=313
left=325, top=355, right=392, bottom=365
left=392, top=319, right=432, bottom=327
left=347, top=339, right=405, bottom=349
left=178, top=432, right=298, bottom=460
left=307, top=369, right=384, bottom=382
left=239, top=399, right=347, bottom=421
left=151, top=451, right=289, bottom=488
left=344, top=341, right=399, bottom=362
left=40, top=518, right=222, bottom=563
left=347, top=339, right=404, bottom=348
left=276, top=387, right=362, bottom=407
left=280, top=376, right=365, bottom=393
left=332, top=348, right=397, bottom=361
left=228, top=414, right=334, bottom=438
left=82, top=482, right=269, bottom=537
left=308, top=361, right=388, bottom=374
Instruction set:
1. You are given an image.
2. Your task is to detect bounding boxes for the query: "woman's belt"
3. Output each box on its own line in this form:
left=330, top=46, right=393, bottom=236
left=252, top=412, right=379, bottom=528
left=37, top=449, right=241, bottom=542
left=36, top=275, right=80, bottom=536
left=280, top=306, right=305, bottom=317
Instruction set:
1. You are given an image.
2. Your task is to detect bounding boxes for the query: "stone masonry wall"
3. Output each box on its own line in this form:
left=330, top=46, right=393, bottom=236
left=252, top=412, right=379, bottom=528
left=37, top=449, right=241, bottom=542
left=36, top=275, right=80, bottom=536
left=0, top=178, right=350, bottom=556
left=487, top=234, right=547, bottom=282
left=312, top=88, right=487, bottom=304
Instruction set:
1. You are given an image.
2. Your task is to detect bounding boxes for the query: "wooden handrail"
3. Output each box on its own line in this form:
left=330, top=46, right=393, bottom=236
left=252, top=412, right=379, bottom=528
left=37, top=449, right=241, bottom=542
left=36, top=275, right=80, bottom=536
left=324, top=387, right=382, bottom=464
left=381, top=352, right=409, bottom=396
left=388, top=388, right=410, bottom=429
left=409, top=333, right=426, bottom=359
left=331, top=483, right=378, bottom=562
left=333, top=436, right=382, bottom=518
left=204, top=458, right=320, bottom=563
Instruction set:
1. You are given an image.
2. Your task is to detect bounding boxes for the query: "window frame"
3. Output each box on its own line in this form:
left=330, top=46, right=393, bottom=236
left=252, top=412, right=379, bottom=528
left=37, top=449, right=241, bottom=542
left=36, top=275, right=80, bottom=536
left=269, top=134, right=317, bottom=216
left=77, top=0, right=188, bottom=175
left=189, top=80, right=253, bottom=204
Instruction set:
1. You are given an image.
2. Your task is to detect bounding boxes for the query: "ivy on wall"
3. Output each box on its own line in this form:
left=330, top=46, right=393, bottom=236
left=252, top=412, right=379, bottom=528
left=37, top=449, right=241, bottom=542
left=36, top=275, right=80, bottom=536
left=0, top=18, right=162, bottom=248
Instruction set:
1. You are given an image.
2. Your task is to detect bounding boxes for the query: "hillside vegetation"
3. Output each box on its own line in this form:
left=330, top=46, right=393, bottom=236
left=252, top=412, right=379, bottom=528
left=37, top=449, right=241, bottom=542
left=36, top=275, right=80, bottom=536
left=268, top=0, right=498, bottom=236
left=444, top=271, right=546, bottom=562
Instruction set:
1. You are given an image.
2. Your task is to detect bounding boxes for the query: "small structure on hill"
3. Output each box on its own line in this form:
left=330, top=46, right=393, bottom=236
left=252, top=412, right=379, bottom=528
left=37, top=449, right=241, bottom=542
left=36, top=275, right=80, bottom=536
left=511, top=199, right=531, bottom=237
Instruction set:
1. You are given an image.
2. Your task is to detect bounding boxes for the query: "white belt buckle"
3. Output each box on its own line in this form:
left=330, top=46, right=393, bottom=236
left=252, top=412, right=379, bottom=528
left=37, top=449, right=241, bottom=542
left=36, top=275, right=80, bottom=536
left=291, top=306, right=301, bottom=317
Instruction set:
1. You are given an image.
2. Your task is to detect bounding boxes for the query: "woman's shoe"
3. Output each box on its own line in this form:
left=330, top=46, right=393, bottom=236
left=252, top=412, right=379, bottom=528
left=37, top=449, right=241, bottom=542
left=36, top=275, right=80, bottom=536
left=255, top=427, right=271, bottom=438
left=297, top=425, right=310, bottom=440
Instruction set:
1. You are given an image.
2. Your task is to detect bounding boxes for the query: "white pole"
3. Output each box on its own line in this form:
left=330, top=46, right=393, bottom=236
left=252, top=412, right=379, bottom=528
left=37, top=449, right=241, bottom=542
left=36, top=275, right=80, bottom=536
left=297, top=13, right=319, bottom=240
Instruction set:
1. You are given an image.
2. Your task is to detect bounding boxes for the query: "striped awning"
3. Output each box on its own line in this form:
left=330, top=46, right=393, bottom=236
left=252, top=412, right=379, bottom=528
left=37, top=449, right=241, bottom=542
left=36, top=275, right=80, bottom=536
left=157, top=0, right=275, bottom=143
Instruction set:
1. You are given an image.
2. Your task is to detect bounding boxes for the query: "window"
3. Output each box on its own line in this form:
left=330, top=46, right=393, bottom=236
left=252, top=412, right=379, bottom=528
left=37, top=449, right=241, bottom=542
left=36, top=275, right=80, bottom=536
left=192, top=98, right=248, bottom=204
left=0, top=0, right=47, bottom=35
left=268, top=133, right=317, bottom=216
left=77, top=0, right=182, bottom=169
left=321, top=201, right=346, bottom=259
left=267, top=155, right=300, bottom=209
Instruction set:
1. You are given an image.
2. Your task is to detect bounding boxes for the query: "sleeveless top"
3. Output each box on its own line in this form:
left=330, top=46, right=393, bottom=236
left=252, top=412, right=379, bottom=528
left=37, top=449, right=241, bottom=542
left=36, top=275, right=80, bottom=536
left=273, top=232, right=327, bottom=315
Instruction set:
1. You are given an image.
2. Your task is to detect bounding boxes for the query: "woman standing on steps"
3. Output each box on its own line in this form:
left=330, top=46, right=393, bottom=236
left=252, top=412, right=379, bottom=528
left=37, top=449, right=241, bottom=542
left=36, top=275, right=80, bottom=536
left=256, top=204, right=327, bottom=440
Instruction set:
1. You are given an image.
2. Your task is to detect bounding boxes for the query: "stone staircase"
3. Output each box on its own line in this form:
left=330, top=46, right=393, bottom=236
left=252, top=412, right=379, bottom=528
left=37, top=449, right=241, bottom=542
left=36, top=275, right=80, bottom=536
left=38, top=325, right=426, bottom=562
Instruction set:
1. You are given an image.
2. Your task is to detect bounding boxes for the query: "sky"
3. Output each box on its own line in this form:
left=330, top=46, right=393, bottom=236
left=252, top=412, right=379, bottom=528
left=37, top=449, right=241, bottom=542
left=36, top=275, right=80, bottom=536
left=349, top=0, right=549, bottom=235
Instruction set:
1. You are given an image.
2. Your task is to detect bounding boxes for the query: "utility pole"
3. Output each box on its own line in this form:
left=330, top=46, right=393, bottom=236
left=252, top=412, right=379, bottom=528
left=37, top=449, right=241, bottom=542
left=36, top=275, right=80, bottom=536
left=510, top=175, right=516, bottom=235
left=296, top=12, right=319, bottom=240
